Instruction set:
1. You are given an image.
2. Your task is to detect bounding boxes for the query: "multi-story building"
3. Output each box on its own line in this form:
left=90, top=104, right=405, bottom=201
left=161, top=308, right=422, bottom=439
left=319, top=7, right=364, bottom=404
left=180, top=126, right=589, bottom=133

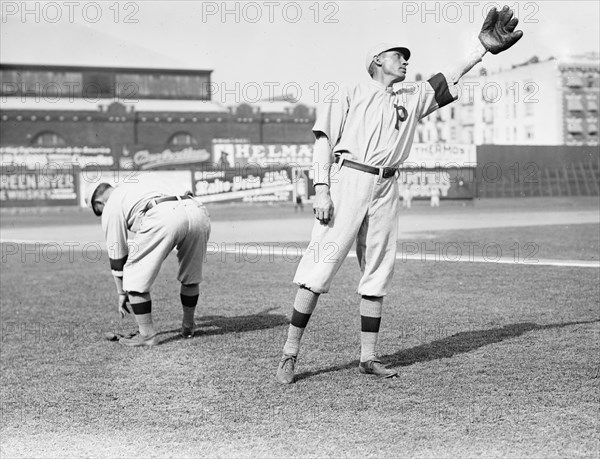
left=0, top=63, right=315, bottom=170
left=416, top=53, right=600, bottom=146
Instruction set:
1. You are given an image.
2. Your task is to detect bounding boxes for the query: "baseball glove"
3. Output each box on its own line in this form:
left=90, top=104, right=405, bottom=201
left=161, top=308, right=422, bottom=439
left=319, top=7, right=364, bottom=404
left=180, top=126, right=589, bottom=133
left=479, top=5, right=523, bottom=55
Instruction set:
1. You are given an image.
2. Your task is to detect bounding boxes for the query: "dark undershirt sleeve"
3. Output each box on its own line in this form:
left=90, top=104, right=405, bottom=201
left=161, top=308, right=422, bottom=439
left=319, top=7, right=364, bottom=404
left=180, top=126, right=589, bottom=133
left=109, top=255, right=128, bottom=277
left=427, top=72, right=455, bottom=109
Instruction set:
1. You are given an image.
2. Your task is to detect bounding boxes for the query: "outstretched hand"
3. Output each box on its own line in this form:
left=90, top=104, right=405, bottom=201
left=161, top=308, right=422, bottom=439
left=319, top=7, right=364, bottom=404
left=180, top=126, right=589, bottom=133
left=479, top=5, right=523, bottom=55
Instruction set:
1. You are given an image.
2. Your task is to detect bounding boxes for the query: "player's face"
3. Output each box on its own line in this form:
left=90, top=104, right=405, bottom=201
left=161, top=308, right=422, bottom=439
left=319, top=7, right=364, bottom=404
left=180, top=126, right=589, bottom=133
left=92, top=199, right=105, bottom=216
left=379, top=50, right=409, bottom=82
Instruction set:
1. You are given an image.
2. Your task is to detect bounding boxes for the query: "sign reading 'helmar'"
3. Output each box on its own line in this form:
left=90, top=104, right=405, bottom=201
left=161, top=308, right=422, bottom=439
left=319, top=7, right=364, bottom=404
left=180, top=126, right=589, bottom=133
left=213, top=144, right=313, bottom=167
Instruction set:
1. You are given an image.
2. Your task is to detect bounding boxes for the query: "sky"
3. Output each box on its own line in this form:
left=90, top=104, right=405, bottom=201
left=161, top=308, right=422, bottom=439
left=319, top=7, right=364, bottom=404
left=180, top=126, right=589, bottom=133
left=1, top=1, right=599, bottom=105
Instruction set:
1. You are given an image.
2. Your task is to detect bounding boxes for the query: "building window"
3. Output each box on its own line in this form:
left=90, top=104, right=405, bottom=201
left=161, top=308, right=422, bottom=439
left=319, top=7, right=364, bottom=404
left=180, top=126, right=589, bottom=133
left=82, top=71, right=115, bottom=98
left=167, top=132, right=198, bottom=147
left=450, top=107, right=455, bottom=120
left=567, top=96, right=585, bottom=112
left=567, top=118, right=583, bottom=133
left=587, top=74, right=596, bottom=88
left=31, top=131, right=66, bottom=146
left=566, top=74, right=584, bottom=88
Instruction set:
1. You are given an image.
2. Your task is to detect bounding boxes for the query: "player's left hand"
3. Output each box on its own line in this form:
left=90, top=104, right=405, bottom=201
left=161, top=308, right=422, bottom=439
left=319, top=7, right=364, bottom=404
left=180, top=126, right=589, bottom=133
left=478, top=5, right=523, bottom=55
left=118, top=293, right=131, bottom=319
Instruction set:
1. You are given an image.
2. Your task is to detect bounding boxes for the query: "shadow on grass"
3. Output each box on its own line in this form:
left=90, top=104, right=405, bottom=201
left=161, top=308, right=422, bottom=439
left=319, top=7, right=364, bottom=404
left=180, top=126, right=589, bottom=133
left=157, top=307, right=288, bottom=345
left=294, top=319, right=600, bottom=382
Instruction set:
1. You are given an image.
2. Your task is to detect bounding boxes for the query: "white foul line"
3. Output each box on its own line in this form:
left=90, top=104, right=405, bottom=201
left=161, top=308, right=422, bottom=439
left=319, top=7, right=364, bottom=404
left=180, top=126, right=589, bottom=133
left=1, top=239, right=598, bottom=269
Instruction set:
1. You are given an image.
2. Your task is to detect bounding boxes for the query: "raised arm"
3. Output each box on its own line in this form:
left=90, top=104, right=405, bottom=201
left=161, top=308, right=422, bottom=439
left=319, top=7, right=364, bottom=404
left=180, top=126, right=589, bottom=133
left=444, top=5, right=523, bottom=87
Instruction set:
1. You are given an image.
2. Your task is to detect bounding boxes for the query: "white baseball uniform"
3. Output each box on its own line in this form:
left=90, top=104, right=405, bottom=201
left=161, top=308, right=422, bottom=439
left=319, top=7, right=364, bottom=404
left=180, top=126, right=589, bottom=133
left=294, top=74, right=456, bottom=296
left=102, top=179, right=211, bottom=293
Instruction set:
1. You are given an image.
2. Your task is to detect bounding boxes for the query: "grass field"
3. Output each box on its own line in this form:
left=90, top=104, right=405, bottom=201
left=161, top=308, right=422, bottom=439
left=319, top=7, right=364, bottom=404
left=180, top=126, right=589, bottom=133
left=1, top=198, right=599, bottom=458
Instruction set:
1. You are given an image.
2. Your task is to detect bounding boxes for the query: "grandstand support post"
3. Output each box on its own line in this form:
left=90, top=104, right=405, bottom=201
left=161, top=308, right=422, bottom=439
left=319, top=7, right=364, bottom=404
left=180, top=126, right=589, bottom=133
left=579, top=161, right=591, bottom=196
left=563, top=165, right=572, bottom=196
left=588, top=160, right=599, bottom=195
left=545, top=168, right=553, bottom=197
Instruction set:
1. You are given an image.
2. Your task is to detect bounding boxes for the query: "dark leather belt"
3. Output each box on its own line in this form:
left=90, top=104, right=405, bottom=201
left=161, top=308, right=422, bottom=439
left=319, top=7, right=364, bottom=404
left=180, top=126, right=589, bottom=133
left=334, top=156, right=397, bottom=179
left=145, top=193, right=193, bottom=212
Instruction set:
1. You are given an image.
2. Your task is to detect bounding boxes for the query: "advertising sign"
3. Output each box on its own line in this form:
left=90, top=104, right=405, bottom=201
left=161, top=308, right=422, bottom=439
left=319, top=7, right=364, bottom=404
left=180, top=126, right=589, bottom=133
left=192, top=166, right=293, bottom=203
left=119, top=146, right=211, bottom=170
left=1, top=167, right=79, bottom=206
left=399, top=168, right=476, bottom=199
left=213, top=143, right=313, bottom=168
left=403, top=143, right=477, bottom=168
left=0, top=146, right=114, bottom=169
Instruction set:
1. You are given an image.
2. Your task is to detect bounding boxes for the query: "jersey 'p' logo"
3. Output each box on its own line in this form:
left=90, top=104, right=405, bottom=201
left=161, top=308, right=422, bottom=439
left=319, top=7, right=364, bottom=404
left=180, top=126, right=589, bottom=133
left=393, top=104, right=408, bottom=130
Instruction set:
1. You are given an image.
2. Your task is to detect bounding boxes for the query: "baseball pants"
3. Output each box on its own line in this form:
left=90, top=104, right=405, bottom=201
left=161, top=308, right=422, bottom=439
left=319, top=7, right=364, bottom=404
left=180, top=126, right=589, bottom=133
left=123, top=199, right=211, bottom=293
left=294, top=163, right=400, bottom=297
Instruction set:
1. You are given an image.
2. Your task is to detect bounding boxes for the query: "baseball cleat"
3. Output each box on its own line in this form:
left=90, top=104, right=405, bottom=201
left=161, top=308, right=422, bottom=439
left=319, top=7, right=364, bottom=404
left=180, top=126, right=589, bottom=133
left=119, top=332, right=158, bottom=347
left=276, top=354, right=297, bottom=384
left=359, top=360, right=398, bottom=378
left=181, top=324, right=194, bottom=339
left=104, top=331, right=137, bottom=342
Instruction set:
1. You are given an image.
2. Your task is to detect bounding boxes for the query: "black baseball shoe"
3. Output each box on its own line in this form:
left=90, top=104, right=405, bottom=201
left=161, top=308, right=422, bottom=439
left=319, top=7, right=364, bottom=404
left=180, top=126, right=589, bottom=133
left=119, top=332, right=158, bottom=347
left=359, top=360, right=398, bottom=378
left=181, top=323, right=195, bottom=339
left=276, top=354, right=297, bottom=384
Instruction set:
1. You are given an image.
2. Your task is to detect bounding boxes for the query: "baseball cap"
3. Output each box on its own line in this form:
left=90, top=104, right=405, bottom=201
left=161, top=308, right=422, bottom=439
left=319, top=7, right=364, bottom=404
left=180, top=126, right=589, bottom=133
left=84, top=182, right=113, bottom=216
left=84, top=182, right=101, bottom=209
left=365, top=43, right=411, bottom=73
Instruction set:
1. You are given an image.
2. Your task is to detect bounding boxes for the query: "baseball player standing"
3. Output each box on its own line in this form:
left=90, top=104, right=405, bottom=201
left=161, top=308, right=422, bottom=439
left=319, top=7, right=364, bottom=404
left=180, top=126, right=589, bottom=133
left=430, top=187, right=441, bottom=207
left=276, top=6, right=523, bottom=383
left=86, top=177, right=211, bottom=346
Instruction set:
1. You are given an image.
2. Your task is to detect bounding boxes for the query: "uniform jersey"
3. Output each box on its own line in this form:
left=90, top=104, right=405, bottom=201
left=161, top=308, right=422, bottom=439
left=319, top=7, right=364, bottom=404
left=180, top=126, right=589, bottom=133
left=101, top=177, right=210, bottom=293
left=294, top=73, right=456, bottom=296
left=313, top=73, right=456, bottom=168
left=102, top=180, right=174, bottom=275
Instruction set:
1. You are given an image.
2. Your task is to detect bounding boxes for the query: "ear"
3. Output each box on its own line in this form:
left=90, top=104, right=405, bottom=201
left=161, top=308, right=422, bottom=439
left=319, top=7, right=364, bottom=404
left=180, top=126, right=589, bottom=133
left=373, top=54, right=383, bottom=66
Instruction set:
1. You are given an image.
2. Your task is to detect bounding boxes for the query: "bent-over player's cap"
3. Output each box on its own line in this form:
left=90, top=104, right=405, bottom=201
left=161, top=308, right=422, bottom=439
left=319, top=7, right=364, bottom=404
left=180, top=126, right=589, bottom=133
left=365, top=43, right=411, bottom=73
left=84, top=182, right=101, bottom=209
left=84, top=182, right=112, bottom=216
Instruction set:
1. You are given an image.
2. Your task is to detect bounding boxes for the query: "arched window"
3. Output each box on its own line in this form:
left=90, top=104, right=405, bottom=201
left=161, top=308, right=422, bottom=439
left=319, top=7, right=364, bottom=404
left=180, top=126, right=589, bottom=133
left=31, top=131, right=66, bottom=146
left=167, top=132, right=198, bottom=147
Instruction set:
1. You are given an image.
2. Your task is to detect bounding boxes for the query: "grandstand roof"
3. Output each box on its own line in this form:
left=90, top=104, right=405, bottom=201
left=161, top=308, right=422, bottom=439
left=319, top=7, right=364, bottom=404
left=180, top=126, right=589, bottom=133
left=1, top=98, right=228, bottom=113
left=1, top=20, right=209, bottom=72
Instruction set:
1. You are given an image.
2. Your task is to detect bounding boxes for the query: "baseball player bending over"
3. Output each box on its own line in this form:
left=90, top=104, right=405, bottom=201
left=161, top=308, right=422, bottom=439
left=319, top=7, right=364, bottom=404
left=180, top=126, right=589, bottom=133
left=86, top=178, right=211, bottom=347
left=276, top=6, right=523, bottom=383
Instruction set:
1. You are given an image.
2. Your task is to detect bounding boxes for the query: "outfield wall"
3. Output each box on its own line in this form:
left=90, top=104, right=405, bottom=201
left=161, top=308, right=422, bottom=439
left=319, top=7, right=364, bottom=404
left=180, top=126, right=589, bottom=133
left=477, top=145, right=599, bottom=175
left=476, top=145, right=600, bottom=197
left=1, top=145, right=598, bottom=207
